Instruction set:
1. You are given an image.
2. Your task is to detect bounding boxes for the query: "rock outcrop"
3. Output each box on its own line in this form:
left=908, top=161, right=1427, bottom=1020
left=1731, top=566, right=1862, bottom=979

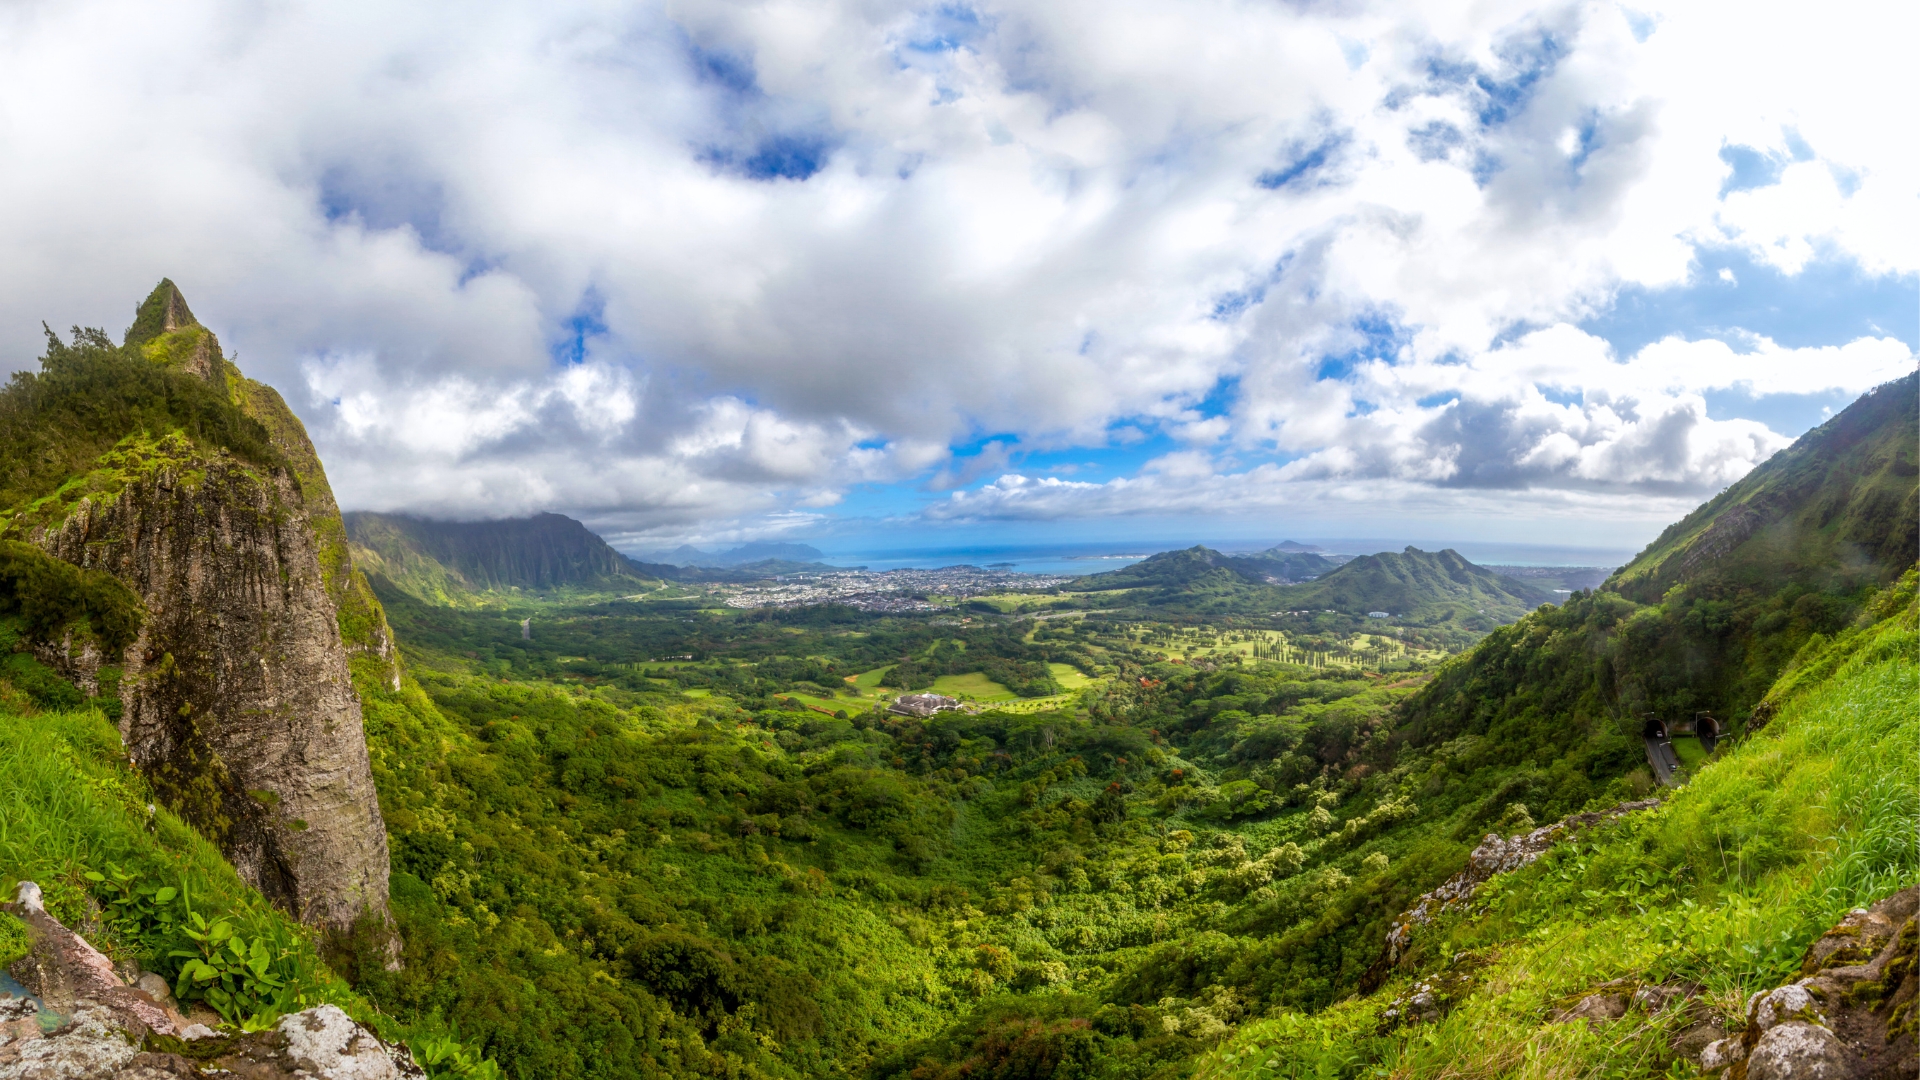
left=1378, top=797, right=1662, bottom=968
left=1, top=886, right=420, bottom=1079
left=1700, top=886, right=1917, bottom=1080
left=5, top=283, right=396, bottom=935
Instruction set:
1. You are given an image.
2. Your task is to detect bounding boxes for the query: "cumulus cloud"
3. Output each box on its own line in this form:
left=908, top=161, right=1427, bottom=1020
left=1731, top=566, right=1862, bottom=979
left=0, top=0, right=1911, bottom=541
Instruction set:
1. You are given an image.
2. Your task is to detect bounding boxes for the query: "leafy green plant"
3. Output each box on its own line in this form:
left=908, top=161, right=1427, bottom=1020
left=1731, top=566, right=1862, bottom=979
left=409, top=1031, right=506, bottom=1080
left=169, top=909, right=305, bottom=1027
left=83, top=862, right=180, bottom=939
left=81, top=862, right=315, bottom=1028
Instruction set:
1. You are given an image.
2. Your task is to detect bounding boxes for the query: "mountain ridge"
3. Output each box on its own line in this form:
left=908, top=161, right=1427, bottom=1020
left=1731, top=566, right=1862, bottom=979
left=344, top=510, right=672, bottom=603
left=1399, top=369, right=1919, bottom=750
left=1065, top=542, right=1550, bottom=627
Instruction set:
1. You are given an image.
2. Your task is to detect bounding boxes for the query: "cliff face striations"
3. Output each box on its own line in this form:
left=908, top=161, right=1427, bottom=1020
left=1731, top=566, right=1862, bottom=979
left=4, top=282, right=394, bottom=935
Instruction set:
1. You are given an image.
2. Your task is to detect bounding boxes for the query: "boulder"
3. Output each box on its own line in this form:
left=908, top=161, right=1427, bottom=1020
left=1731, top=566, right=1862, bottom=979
left=1558, top=993, right=1628, bottom=1024
left=1745, top=1022, right=1852, bottom=1080
left=1376, top=798, right=1661, bottom=970
left=1697, top=885, right=1916, bottom=1079
left=0, top=884, right=421, bottom=1079
left=1696, top=1033, right=1744, bottom=1070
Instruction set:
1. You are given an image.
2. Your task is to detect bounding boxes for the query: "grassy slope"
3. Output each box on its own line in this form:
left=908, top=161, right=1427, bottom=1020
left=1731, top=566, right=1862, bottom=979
left=0, top=694, right=355, bottom=1017
left=1399, top=375, right=1919, bottom=750
left=1201, top=574, right=1918, bottom=1080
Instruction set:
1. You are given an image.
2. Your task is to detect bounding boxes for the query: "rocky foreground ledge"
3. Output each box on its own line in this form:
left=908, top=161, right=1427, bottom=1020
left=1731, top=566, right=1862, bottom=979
left=1, top=883, right=420, bottom=1079
left=1366, top=798, right=1916, bottom=1078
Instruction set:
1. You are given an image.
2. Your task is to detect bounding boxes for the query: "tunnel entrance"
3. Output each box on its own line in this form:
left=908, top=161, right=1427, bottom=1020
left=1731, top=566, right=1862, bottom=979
left=1642, top=715, right=1679, bottom=786
left=1695, top=713, right=1720, bottom=754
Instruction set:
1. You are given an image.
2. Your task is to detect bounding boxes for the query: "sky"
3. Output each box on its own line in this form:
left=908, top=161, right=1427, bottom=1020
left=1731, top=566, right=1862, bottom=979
left=0, top=0, right=1913, bottom=560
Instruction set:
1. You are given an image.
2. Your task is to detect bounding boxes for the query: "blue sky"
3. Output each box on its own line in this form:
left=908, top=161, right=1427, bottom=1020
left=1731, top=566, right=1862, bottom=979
left=0, top=0, right=1912, bottom=560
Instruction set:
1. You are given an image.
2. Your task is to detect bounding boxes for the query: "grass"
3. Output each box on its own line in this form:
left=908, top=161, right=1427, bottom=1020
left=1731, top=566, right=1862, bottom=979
left=929, top=671, right=1016, bottom=701
left=778, top=692, right=847, bottom=714
left=1200, top=592, right=1919, bottom=1080
left=1048, top=663, right=1093, bottom=690
left=1671, top=735, right=1709, bottom=770
left=0, top=700, right=412, bottom=1039
left=0, top=705, right=280, bottom=933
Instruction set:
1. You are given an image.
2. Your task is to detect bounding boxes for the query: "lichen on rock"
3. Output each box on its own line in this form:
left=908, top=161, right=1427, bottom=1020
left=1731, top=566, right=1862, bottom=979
left=3, top=283, right=396, bottom=937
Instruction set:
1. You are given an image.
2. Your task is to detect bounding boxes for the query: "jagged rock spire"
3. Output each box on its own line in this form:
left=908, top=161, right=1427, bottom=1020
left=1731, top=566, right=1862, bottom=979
left=125, top=278, right=199, bottom=348
left=124, top=278, right=222, bottom=382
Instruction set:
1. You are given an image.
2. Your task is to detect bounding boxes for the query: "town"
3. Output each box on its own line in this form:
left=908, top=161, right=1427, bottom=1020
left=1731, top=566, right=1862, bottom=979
left=707, top=564, right=1077, bottom=611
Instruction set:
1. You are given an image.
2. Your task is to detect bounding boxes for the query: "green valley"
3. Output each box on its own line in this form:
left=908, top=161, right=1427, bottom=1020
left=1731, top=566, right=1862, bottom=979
left=0, top=285, right=1913, bottom=1080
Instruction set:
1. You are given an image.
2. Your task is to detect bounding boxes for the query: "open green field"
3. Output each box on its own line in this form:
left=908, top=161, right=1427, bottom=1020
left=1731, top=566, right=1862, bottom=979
left=1672, top=735, right=1710, bottom=769
left=967, top=592, right=1083, bottom=614
left=845, top=665, right=894, bottom=695
left=928, top=671, right=1016, bottom=701
left=1047, top=662, right=1092, bottom=689
left=1130, top=625, right=1448, bottom=669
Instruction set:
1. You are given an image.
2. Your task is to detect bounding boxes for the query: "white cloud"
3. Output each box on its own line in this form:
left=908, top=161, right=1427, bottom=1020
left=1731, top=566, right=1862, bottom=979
left=0, top=0, right=1911, bottom=540
left=937, top=328, right=1913, bottom=521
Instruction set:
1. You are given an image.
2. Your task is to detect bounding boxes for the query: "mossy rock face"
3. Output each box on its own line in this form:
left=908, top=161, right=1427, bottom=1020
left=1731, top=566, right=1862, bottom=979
left=0, top=282, right=403, bottom=935
left=227, top=373, right=401, bottom=689
left=18, top=438, right=392, bottom=932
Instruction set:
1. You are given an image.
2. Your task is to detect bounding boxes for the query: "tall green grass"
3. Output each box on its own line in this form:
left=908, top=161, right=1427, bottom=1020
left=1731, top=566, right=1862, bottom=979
left=0, top=705, right=278, bottom=929
left=0, top=699, right=498, bottom=1075
left=1201, top=587, right=1918, bottom=1080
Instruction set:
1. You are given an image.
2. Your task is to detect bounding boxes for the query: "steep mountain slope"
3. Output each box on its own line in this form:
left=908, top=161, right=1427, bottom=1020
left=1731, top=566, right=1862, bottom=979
left=1612, top=370, right=1918, bottom=601
left=1203, top=575, right=1918, bottom=1080
left=345, top=510, right=673, bottom=603
left=1401, top=371, right=1918, bottom=750
left=0, top=281, right=394, bottom=934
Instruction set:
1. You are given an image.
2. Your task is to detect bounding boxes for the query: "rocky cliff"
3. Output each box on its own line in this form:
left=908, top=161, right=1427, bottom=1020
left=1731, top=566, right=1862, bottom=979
left=1, top=282, right=395, bottom=936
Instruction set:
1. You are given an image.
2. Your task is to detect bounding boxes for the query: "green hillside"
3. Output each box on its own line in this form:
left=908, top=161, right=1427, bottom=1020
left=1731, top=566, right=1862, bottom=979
left=346, top=510, right=672, bottom=603
left=1278, top=546, right=1551, bottom=624
left=1064, top=544, right=1548, bottom=632
left=1612, top=371, right=1917, bottom=602
left=1204, top=572, right=1918, bottom=1080
left=1402, top=371, right=1919, bottom=745
left=1061, top=545, right=1325, bottom=594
